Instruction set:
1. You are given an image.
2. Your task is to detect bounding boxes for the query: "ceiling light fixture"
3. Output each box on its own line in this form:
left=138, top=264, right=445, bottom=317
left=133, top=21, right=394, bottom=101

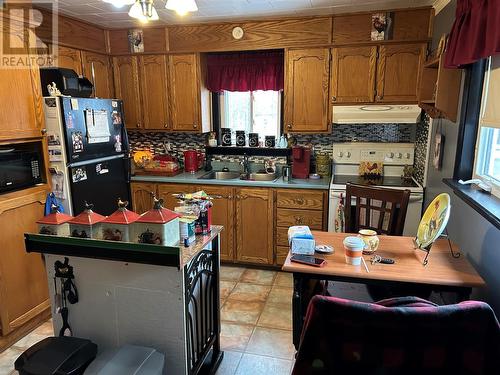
left=165, top=0, right=198, bottom=16
left=103, top=0, right=135, bottom=8
left=128, top=0, right=159, bottom=23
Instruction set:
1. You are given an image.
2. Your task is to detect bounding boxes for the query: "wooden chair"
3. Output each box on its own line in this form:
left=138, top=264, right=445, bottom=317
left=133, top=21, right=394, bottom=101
left=345, top=183, right=411, bottom=236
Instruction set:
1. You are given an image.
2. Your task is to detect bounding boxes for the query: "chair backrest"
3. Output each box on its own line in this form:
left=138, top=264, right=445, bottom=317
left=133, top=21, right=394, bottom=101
left=345, top=183, right=411, bottom=235
left=292, top=295, right=500, bottom=374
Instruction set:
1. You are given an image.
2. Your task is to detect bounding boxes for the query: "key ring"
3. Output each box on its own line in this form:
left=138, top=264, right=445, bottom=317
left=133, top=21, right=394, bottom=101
left=371, top=255, right=382, bottom=265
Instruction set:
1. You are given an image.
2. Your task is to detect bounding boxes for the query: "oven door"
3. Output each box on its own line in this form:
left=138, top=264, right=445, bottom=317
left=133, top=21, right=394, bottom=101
left=328, top=189, right=346, bottom=232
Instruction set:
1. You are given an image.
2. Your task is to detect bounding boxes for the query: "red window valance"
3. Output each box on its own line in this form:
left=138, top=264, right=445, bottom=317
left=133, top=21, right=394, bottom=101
left=445, top=0, right=500, bottom=68
left=206, top=50, right=284, bottom=92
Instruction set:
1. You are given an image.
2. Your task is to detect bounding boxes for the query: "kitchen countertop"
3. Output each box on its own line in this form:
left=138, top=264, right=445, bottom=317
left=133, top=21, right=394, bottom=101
left=131, top=170, right=330, bottom=190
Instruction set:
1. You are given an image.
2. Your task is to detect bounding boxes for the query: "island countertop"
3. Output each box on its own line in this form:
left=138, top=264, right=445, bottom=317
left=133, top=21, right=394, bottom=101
left=24, top=225, right=224, bottom=268
left=131, top=171, right=330, bottom=190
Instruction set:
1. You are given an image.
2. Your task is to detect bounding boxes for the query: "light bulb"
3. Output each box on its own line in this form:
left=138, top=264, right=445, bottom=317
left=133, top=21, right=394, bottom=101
left=103, top=0, right=135, bottom=9
left=165, top=0, right=198, bottom=16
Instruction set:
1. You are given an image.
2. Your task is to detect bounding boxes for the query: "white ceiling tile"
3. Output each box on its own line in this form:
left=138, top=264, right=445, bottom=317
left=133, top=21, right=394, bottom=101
left=53, top=0, right=432, bottom=27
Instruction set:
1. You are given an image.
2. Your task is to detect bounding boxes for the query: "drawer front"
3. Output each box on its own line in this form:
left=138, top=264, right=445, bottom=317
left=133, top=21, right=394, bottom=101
left=276, top=190, right=324, bottom=210
left=276, top=208, right=324, bottom=230
left=276, top=227, right=289, bottom=247
left=276, top=246, right=290, bottom=266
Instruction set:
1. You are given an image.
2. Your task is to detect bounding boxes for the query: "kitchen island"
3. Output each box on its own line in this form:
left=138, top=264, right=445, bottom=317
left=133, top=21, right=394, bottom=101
left=130, top=173, right=330, bottom=267
left=24, top=226, right=224, bottom=375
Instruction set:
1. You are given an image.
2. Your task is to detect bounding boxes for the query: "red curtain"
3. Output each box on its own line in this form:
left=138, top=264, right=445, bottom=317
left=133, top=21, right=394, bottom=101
left=206, top=50, right=284, bottom=92
left=445, top=0, right=500, bottom=68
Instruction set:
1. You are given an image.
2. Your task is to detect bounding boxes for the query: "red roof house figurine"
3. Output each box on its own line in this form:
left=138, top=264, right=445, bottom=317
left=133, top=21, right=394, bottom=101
left=37, top=204, right=73, bottom=236
left=100, top=199, right=141, bottom=242
left=131, top=197, right=181, bottom=246
left=68, top=202, right=106, bottom=239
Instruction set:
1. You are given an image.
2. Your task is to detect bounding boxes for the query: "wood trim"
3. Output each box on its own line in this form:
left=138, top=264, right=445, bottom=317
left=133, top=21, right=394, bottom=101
left=9, top=300, right=51, bottom=330
left=0, top=185, right=48, bottom=215
left=0, top=308, right=51, bottom=352
left=168, top=17, right=332, bottom=53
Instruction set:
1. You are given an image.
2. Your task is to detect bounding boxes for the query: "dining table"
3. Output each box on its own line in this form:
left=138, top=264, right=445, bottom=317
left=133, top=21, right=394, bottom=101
left=282, top=231, right=486, bottom=349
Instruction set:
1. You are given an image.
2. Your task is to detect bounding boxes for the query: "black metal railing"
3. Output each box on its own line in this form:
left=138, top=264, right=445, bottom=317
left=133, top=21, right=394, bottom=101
left=184, top=246, right=221, bottom=374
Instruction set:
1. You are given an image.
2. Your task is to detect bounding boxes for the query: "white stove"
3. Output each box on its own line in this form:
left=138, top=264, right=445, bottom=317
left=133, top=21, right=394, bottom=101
left=328, top=142, right=424, bottom=236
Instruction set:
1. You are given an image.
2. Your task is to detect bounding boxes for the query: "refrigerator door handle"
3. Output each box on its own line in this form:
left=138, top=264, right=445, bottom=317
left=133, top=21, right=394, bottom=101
left=124, top=156, right=131, bottom=183
left=68, top=154, right=125, bottom=168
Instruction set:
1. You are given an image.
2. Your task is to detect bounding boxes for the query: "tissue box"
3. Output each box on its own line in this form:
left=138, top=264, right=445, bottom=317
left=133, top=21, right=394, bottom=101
left=288, top=226, right=315, bottom=255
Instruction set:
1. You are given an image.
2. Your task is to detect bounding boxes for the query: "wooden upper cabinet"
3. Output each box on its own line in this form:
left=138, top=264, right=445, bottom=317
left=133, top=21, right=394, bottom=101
left=112, top=56, right=142, bottom=129
left=168, top=54, right=201, bottom=132
left=139, top=55, right=170, bottom=130
left=55, top=46, right=83, bottom=75
left=376, top=44, right=426, bottom=103
left=235, top=188, right=274, bottom=265
left=82, top=51, right=114, bottom=99
left=330, top=46, right=377, bottom=104
left=0, top=19, right=43, bottom=140
left=284, top=48, right=330, bottom=133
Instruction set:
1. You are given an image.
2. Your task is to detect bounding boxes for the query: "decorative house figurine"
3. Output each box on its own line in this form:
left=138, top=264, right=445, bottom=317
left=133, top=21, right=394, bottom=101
left=37, top=204, right=73, bottom=236
left=68, top=202, right=106, bottom=239
left=100, top=199, right=141, bottom=242
left=131, top=197, right=181, bottom=246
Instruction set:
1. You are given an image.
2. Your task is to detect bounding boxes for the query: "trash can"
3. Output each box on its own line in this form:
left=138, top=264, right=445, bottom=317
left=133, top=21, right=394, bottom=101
left=14, top=336, right=98, bottom=375
left=84, top=345, right=165, bottom=375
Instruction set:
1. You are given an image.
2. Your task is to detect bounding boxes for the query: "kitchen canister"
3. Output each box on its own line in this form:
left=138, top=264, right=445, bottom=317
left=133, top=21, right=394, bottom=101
left=236, top=131, right=246, bottom=147
left=315, top=152, right=331, bottom=177
left=221, top=128, right=232, bottom=146
left=265, top=136, right=275, bottom=148
left=249, top=133, right=259, bottom=147
left=358, top=229, right=380, bottom=254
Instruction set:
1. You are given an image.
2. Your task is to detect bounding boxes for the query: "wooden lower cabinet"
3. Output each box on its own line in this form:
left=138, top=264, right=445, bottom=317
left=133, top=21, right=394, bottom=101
left=130, top=182, right=157, bottom=214
left=157, top=183, right=196, bottom=211
left=235, top=187, right=274, bottom=265
left=199, top=186, right=235, bottom=262
left=131, top=182, right=328, bottom=267
left=0, top=187, right=50, bottom=349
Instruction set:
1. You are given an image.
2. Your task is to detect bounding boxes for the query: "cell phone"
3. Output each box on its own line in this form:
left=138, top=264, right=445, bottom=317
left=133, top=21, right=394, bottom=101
left=290, top=255, right=326, bottom=267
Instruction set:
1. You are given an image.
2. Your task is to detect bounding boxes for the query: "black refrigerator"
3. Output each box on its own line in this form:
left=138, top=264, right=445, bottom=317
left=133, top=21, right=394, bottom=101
left=43, top=96, right=131, bottom=216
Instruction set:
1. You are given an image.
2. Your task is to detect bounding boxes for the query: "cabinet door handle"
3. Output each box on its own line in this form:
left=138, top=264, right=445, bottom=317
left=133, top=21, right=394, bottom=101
left=331, top=96, right=337, bottom=102
left=41, top=128, right=47, bottom=135
left=136, top=123, right=141, bottom=128
left=193, top=124, right=198, bottom=129
left=296, top=198, right=304, bottom=205
left=228, top=195, right=233, bottom=200
left=287, top=124, right=292, bottom=129
left=376, top=95, right=383, bottom=100
left=164, top=123, right=168, bottom=128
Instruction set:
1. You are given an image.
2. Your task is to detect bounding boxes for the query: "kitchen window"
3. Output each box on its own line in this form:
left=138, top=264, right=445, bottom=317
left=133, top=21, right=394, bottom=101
left=219, top=90, right=281, bottom=138
left=474, top=55, right=500, bottom=197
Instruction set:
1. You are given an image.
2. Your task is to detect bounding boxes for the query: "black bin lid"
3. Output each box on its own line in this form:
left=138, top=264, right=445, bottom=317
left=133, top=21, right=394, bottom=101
left=15, top=336, right=97, bottom=375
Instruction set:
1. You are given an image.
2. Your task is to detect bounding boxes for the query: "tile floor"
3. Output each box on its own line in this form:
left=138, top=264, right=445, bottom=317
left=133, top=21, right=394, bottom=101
left=0, top=266, right=295, bottom=375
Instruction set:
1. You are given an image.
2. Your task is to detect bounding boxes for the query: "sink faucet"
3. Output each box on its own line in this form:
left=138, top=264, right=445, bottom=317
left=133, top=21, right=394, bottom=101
left=241, top=154, right=250, bottom=177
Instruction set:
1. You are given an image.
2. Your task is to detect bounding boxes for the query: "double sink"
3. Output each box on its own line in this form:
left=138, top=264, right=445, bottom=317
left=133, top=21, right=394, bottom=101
left=198, top=170, right=278, bottom=182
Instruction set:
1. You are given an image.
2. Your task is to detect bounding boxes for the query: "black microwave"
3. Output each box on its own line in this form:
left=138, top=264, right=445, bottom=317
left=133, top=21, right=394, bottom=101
left=0, top=147, right=43, bottom=194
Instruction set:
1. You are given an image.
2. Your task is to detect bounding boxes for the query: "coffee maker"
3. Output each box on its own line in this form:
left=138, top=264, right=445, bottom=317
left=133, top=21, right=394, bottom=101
left=292, top=146, right=311, bottom=179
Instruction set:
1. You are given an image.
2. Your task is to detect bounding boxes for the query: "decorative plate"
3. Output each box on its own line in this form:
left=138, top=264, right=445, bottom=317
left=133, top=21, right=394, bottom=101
left=415, top=193, right=451, bottom=249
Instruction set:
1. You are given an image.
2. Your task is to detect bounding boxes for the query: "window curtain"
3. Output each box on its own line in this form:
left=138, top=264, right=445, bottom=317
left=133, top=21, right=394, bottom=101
left=206, top=50, right=284, bottom=92
left=444, top=0, right=500, bottom=68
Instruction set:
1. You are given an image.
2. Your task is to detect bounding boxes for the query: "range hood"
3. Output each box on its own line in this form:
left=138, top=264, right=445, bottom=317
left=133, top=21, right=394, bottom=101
left=332, top=105, right=421, bottom=124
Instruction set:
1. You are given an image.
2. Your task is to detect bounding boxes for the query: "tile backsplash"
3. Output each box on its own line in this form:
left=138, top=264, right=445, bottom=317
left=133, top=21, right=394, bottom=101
left=128, top=122, right=420, bottom=168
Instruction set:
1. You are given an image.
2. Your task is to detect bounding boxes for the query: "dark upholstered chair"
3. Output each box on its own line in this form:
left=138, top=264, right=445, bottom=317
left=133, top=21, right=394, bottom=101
left=292, top=295, right=500, bottom=375
left=345, top=183, right=411, bottom=236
